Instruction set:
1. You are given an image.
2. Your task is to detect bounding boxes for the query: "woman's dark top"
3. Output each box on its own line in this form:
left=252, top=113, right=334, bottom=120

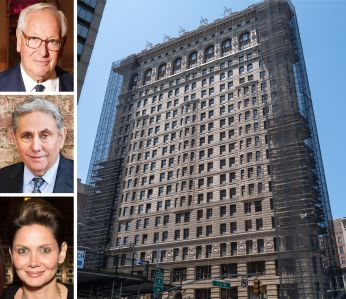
left=4, top=283, right=73, bottom=299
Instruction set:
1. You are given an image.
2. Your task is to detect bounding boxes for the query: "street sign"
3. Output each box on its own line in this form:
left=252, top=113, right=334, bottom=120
left=241, top=278, right=248, bottom=288
left=212, top=280, right=231, bottom=289
left=135, top=259, right=145, bottom=265
left=77, top=250, right=86, bottom=269
left=153, top=271, right=164, bottom=293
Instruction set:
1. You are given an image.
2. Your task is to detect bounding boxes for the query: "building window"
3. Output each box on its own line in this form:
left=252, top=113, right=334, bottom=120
left=160, top=250, right=166, bottom=262
left=172, top=267, right=187, bottom=282
left=246, top=240, right=253, bottom=254
left=230, top=204, right=236, bottom=216
left=157, top=63, right=166, bottom=79
left=206, top=225, right=212, bottom=236
left=239, top=32, right=250, bottom=49
left=231, top=242, right=237, bottom=256
left=220, top=243, right=227, bottom=257
left=221, top=39, right=232, bottom=56
left=162, top=231, right=168, bottom=241
left=220, top=223, right=227, bottom=234
left=239, top=66, right=245, bottom=75
left=173, top=248, right=179, bottom=261
left=173, top=57, right=182, bottom=74
left=254, top=201, right=262, bottom=212
left=183, top=228, right=190, bottom=239
left=244, top=202, right=251, bottom=213
left=204, top=45, right=214, bottom=62
left=144, top=68, right=152, bottom=84
left=129, top=73, right=138, bottom=90
left=221, top=263, right=237, bottom=278
left=247, top=63, right=253, bottom=72
left=197, top=226, right=203, bottom=237
left=188, top=51, right=198, bottom=68
left=230, top=222, right=237, bottom=233
left=196, top=265, right=211, bottom=280
left=153, top=232, right=159, bottom=243
left=257, top=239, right=264, bottom=253
left=206, top=245, right=212, bottom=258
left=196, top=246, right=202, bottom=259
left=245, top=220, right=252, bottom=231
left=256, top=218, right=263, bottom=230
left=174, top=229, right=180, bottom=240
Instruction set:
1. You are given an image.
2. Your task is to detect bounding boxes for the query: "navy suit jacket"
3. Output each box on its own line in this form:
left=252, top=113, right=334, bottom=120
left=0, top=64, right=73, bottom=92
left=0, top=155, right=74, bottom=193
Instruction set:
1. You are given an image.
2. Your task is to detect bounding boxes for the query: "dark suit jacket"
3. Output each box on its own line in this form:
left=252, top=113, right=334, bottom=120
left=0, top=64, right=73, bottom=91
left=0, top=155, right=73, bottom=193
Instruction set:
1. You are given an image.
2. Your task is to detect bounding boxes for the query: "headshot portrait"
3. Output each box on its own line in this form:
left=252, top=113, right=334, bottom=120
left=0, top=197, right=74, bottom=299
left=0, top=96, right=74, bottom=194
left=0, top=2, right=73, bottom=92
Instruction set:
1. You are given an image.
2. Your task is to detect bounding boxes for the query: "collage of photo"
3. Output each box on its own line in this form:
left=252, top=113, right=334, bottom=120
left=1, top=0, right=346, bottom=299
left=1, top=1, right=74, bottom=299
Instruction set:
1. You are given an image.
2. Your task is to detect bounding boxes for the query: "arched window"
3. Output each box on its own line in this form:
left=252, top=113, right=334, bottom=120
left=247, top=63, right=253, bottom=72
left=239, top=66, right=245, bottom=75
left=188, top=51, right=197, bottom=68
left=221, top=39, right=232, bottom=56
left=129, top=73, right=138, bottom=90
left=144, top=68, right=152, bottom=84
left=173, top=57, right=182, bottom=74
left=204, top=45, right=214, bottom=62
left=157, top=63, right=166, bottom=79
left=239, top=32, right=250, bottom=49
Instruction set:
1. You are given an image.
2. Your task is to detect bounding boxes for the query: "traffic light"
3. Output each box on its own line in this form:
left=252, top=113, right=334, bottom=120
left=253, top=278, right=262, bottom=295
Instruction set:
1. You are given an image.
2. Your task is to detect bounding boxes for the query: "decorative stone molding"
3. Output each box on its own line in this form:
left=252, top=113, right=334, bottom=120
left=215, top=44, right=220, bottom=58
left=182, top=56, right=187, bottom=67
left=189, top=249, right=195, bottom=257
left=166, top=63, right=171, bottom=74
left=151, top=68, right=156, bottom=79
left=238, top=244, right=245, bottom=252
left=233, top=38, right=238, bottom=49
left=198, top=51, right=203, bottom=63
left=212, top=246, right=219, bottom=254
left=265, top=240, right=273, bottom=249
left=166, top=251, right=173, bottom=259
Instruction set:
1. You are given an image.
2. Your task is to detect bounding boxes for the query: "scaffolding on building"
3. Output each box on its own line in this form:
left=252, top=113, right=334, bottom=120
left=257, top=0, right=344, bottom=298
left=78, top=1, right=344, bottom=298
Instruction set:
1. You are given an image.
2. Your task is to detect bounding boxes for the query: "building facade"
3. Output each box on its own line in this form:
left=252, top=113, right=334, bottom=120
left=334, top=218, right=346, bottom=292
left=79, top=0, right=343, bottom=298
left=77, top=0, right=107, bottom=99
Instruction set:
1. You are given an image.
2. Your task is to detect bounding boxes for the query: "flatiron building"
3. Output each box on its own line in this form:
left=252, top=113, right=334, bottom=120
left=79, top=0, right=343, bottom=298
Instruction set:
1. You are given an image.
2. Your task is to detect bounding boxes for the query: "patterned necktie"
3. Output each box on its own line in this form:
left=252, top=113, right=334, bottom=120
left=34, top=84, right=45, bottom=92
left=32, top=177, right=45, bottom=193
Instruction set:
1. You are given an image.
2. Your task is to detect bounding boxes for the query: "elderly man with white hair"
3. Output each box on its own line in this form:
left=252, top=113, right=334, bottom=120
left=0, top=3, right=73, bottom=92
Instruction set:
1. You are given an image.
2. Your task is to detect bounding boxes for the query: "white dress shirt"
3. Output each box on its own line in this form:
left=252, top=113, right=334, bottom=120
left=23, top=156, right=60, bottom=193
left=20, top=64, right=59, bottom=92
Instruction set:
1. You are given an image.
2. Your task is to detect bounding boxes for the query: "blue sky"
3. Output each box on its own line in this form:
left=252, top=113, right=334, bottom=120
left=78, top=0, right=346, bottom=219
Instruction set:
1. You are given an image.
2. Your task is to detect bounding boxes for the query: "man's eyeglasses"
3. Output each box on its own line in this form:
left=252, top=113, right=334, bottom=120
left=21, top=31, right=62, bottom=51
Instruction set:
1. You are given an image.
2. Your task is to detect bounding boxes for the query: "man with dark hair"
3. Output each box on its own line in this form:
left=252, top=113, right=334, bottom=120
left=0, top=98, right=73, bottom=193
left=0, top=3, right=73, bottom=92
